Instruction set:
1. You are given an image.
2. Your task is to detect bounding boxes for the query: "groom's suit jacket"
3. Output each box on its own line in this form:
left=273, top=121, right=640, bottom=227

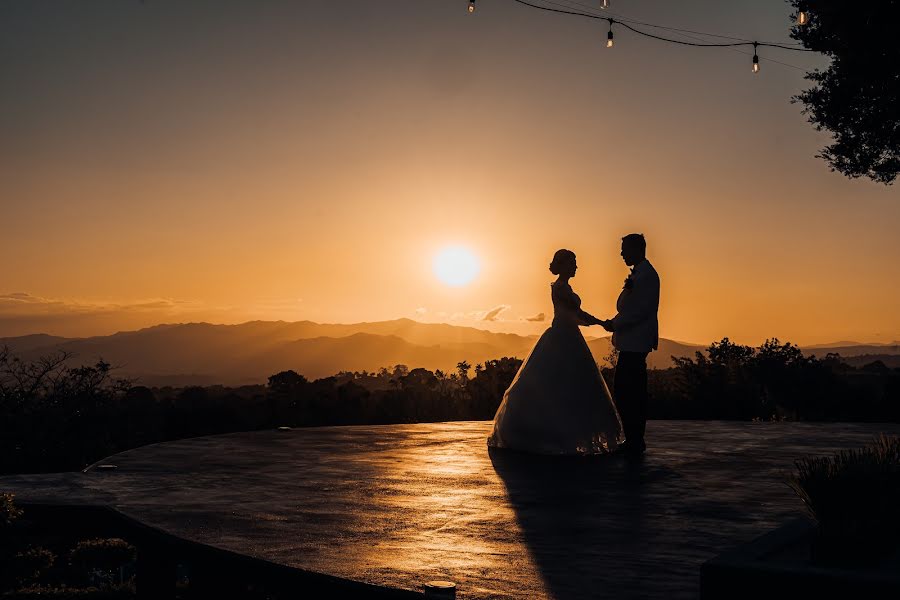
left=612, top=259, right=660, bottom=353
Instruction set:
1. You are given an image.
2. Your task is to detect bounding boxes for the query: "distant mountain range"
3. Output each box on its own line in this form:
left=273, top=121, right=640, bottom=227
left=0, top=320, right=897, bottom=386
left=802, top=341, right=900, bottom=349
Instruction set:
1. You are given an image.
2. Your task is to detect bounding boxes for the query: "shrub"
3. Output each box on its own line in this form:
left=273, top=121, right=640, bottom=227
left=788, top=434, right=900, bottom=564
left=2, top=585, right=134, bottom=599
left=69, top=539, right=136, bottom=587
left=1, top=493, right=23, bottom=528
left=8, top=547, right=56, bottom=585
left=69, top=539, right=136, bottom=572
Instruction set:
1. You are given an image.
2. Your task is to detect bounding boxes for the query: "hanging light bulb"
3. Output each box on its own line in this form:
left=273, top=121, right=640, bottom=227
left=752, top=43, right=760, bottom=73
left=468, top=0, right=475, bottom=14
left=797, top=10, right=808, bottom=25
left=606, top=20, right=614, bottom=48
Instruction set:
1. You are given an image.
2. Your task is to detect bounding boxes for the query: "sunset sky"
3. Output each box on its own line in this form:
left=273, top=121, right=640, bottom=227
left=1, top=0, right=898, bottom=346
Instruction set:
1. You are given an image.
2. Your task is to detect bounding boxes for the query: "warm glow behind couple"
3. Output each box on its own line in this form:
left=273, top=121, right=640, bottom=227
left=487, top=233, right=660, bottom=459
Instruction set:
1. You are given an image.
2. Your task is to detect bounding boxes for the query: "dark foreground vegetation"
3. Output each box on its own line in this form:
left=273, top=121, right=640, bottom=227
left=788, top=434, right=900, bottom=566
left=1, top=339, right=898, bottom=598
left=2, top=339, right=898, bottom=476
left=1, top=493, right=135, bottom=599
left=0, top=493, right=316, bottom=599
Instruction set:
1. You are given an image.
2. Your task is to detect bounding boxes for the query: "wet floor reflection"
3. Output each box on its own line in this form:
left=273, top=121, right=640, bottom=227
left=489, top=448, right=681, bottom=599
left=8, top=422, right=900, bottom=599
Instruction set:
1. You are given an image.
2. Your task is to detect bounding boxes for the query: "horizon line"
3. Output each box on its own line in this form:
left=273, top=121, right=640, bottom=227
left=2, top=317, right=898, bottom=350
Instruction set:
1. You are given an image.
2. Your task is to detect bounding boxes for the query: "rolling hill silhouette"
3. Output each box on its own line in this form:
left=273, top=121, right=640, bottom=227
left=1, top=320, right=894, bottom=386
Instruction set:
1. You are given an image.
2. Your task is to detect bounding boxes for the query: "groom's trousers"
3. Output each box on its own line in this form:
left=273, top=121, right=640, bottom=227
left=614, top=351, right=649, bottom=449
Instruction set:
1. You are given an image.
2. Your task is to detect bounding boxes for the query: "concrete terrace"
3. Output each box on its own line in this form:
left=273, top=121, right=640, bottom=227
left=2, top=420, right=898, bottom=599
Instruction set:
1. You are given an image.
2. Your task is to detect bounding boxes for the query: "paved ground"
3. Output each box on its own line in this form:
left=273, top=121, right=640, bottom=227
left=2, top=421, right=898, bottom=599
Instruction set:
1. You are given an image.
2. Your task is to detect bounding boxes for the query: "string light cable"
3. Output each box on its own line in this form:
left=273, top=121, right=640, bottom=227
left=539, top=0, right=810, bottom=70
left=506, top=0, right=815, bottom=51
left=545, top=0, right=809, bottom=47
left=467, top=0, right=818, bottom=72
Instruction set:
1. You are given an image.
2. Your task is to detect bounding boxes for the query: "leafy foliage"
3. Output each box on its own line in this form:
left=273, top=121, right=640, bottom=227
left=0, top=497, right=138, bottom=595
left=656, top=337, right=899, bottom=421
left=8, top=547, right=56, bottom=586
left=787, top=0, right=900, bottom=184
left=1, top=339, right=899, bottom=475
left=67, top=539, right=135, bottom=589
left=0, top=348, right=133, bottom=474
left=69, top=539, right=136, bottom=574
left=0, top=585, right=135, bottom=599
left=1, top=492, right=23, bottom=528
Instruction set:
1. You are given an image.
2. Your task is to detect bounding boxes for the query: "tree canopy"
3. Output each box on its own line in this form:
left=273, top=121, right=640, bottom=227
left=788, top=0, right=900, bottom=184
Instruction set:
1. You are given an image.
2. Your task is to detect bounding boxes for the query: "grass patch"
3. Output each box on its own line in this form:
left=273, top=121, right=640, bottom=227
left=788, top=434, right=900, bottom=565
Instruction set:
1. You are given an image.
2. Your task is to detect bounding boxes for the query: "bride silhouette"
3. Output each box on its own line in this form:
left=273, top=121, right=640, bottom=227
left=488, top=249, right=624, bottom=455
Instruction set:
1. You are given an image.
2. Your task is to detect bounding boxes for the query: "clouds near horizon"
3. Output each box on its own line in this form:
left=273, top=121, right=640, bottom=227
left=0, top=292, right=222, bottom=337
left=480, top=305, right=511, bottom=322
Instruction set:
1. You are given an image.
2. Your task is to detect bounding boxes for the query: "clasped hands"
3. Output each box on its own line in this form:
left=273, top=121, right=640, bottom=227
left=590, top=316, right=615, bottom=332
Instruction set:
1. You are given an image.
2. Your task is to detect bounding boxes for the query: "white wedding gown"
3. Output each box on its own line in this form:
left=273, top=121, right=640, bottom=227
left=487, top=281, right=624, bottom=455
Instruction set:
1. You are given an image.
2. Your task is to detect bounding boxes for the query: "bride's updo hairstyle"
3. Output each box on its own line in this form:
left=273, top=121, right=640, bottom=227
left=549, top=249, right=576, bottom=275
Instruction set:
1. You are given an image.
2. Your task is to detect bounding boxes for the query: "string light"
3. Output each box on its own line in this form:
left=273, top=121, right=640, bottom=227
left=480, top=0, right=817, bottom=75
left=468, top=0, right=476, bottom=14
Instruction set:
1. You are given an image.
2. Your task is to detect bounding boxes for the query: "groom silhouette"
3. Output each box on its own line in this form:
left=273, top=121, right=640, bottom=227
left=601, top=234, right=660, bottom=457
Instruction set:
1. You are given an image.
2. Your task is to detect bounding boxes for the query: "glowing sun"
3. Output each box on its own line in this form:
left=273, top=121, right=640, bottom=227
left=433, top=246, right=480, bottom=287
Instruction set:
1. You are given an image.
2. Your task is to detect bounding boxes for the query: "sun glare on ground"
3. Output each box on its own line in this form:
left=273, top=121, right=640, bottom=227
left=433, top=246, right=480, bottom=287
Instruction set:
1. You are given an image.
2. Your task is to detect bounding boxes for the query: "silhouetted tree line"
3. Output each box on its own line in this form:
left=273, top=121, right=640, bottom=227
left=262, top=358, right=521, bottom=431
left=2, top=340, right=898, bottom=475
left=0, top=346, right=520, bottom=475
left=643, top=338, right=900, bottom=422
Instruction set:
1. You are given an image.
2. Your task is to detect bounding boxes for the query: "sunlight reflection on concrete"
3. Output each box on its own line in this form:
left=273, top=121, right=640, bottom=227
left=3, top=421, right=898, bottom=599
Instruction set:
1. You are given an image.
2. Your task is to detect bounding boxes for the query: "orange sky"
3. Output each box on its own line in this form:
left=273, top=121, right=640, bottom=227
left=1, top=1, right=898, bottom=345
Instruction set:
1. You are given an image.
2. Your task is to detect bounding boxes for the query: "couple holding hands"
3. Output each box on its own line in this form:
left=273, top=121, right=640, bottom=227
left=488, top=233, right=660, bottom=459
